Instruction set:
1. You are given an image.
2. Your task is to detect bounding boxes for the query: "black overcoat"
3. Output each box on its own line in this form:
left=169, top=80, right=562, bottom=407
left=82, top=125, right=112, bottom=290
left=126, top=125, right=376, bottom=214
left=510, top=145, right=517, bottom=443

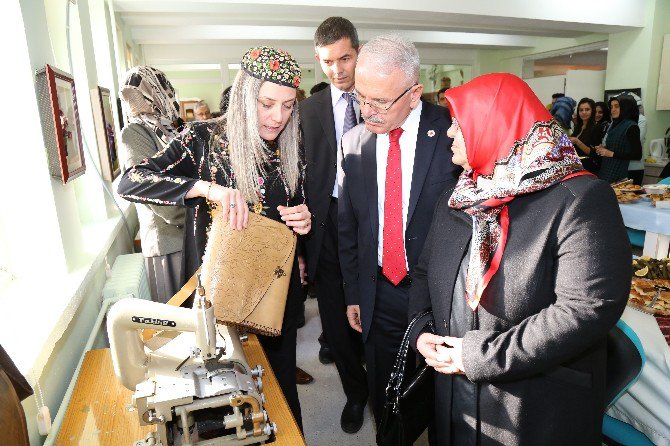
left=299, top=87, right=338, bottom=277
left=408, top=175, right=632, bottom=445
left=338, top=101, right=460, bottom=341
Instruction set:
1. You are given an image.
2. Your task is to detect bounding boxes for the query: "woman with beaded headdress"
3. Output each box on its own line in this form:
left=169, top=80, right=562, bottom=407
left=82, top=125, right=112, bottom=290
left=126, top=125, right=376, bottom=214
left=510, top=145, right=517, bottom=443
left=118, top=47, right=310, bottom=427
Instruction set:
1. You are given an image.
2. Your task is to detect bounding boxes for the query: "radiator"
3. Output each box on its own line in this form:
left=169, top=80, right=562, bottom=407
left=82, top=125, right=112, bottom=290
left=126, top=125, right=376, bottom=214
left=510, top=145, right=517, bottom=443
left=102, top=253, right=151, bottom=301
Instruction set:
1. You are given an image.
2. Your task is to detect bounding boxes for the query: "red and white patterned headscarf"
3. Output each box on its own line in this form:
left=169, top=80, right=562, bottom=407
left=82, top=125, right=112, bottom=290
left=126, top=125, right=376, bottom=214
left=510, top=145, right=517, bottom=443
left=445, top=73, right=590, bottom=311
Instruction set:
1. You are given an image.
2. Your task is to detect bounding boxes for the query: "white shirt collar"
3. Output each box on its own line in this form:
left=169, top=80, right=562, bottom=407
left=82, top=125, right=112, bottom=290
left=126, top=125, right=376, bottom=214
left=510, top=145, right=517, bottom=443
left=330, top=83, right=353, bottom=108
left=394, top=100, right=422, bottom=136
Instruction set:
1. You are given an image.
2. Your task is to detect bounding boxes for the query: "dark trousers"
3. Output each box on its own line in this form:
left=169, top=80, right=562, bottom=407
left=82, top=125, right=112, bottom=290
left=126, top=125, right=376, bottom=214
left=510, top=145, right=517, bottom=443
left=314, top=198, right=368, bottom=404
left=364, top=272, right=411, bottom=423
left=628, top=169, right=644, bottom=185
left=258, top=258, right=303, bottom=432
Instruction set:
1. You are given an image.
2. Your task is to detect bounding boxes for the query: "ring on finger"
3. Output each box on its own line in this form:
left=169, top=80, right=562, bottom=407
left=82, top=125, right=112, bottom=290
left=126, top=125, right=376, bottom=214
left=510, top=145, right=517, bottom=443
left=230, top=203, right=236, bottom=209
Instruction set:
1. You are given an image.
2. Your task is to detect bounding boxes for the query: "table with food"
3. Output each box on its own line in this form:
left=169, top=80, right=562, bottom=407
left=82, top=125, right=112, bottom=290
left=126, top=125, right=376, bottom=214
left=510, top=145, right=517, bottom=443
left=614, top=181, right=670, bottom=258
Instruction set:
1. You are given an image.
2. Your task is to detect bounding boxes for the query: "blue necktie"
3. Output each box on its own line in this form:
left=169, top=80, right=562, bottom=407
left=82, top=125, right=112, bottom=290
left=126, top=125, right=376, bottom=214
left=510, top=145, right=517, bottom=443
left=342, top=92, right=357, bottom=135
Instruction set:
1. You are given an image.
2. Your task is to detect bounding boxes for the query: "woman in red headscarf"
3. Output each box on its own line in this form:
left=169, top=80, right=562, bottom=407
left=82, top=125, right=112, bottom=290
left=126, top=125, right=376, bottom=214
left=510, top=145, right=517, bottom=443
left=407, top=73, right=631, bottom=445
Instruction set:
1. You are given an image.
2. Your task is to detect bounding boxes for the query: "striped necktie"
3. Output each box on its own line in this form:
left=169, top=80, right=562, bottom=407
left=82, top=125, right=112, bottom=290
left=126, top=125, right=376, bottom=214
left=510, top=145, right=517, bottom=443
left=342, top=92, right=357, bottom=135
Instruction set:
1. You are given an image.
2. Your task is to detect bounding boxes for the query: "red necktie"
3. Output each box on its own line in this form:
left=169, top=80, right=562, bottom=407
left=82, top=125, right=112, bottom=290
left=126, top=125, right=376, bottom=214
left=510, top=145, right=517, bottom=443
left=382, top=127, right=407, bottom=285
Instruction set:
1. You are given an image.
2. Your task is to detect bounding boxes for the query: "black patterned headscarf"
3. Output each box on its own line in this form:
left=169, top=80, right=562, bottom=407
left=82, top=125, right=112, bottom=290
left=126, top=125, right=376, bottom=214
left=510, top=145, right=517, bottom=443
left=119, top=66, right=182, bottom=147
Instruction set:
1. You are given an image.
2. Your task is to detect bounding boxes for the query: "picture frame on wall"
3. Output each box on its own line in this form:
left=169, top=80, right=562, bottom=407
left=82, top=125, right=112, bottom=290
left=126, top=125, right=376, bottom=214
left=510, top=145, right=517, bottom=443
left=656, top=34, right=670, bottom=110
left=604, top=88, right=642, bottom=102
left=91, top=86, right=120, bottom=181
left=35, top=64, right=86, bottom=184
left=180, top=100, right=200, bottom=122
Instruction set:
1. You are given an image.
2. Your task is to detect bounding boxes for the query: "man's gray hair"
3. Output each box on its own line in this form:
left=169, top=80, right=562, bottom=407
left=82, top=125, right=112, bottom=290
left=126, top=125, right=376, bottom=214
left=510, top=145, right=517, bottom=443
left=196, top=100, right=209, bottom=109
left=358, top=34, right=420, bottom=86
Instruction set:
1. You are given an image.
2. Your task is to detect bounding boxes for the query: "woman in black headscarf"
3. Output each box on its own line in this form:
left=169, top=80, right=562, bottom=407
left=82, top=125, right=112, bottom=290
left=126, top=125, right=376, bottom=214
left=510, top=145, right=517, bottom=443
left=595, top=95, right=642, bottom=183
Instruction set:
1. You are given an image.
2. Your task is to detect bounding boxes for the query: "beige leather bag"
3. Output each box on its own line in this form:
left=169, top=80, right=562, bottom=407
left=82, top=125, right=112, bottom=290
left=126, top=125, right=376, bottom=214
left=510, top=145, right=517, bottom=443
left=201, top=208, right=296, bottom=336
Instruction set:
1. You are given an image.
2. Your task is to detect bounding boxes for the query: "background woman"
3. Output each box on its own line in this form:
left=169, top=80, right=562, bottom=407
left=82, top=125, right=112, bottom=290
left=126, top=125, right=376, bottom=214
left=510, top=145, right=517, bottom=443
left=594, top=100, right=611, bottom=135
left=408, top=73, right=631, bottom=445
left=549, top=95, right=576, bottom=132
left=118, top=66, right=186, bottom=303
left=596, top=95, right=642, bottom=183
left=569, top=97, right=601, bottom=174
left=118, top=46, right=311, bottom=428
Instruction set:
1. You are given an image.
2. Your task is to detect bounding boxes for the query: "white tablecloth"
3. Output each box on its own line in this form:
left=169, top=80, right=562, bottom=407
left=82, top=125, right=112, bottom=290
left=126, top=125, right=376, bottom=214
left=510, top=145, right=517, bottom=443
left=619, top=201, right=670, bottom=235
left=607, top=306, right=670, bottom=445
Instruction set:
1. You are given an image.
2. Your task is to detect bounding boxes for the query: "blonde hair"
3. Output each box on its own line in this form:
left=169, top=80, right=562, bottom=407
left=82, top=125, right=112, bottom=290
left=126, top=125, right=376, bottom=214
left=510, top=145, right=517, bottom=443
left=210, top=70, right=301, bottom=203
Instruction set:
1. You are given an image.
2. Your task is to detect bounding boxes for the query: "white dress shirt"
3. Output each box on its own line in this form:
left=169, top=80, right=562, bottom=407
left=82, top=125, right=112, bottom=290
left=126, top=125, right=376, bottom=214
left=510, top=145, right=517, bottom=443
left=376, top=101, right=423, bottom=267
left=331, top=84, right=360, bottom=198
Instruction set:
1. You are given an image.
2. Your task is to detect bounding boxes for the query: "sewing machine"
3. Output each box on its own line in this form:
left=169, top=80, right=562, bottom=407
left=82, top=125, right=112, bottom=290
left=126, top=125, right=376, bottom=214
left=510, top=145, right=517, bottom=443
left=107, top=277, right=276, bottom=446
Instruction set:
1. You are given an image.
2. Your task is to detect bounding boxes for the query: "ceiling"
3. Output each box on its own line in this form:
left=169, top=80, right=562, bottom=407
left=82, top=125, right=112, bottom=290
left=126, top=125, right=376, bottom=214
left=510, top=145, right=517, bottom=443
left=112, top=0, right=645, bottom=70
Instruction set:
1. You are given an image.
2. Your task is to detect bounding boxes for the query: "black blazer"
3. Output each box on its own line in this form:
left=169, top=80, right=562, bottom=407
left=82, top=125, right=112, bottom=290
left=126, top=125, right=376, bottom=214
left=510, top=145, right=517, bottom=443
left=299, top=87, right=338, bottom=278
left=408, top=176, right=631, bottom=445
left=338, top=101, right=460, bottom=341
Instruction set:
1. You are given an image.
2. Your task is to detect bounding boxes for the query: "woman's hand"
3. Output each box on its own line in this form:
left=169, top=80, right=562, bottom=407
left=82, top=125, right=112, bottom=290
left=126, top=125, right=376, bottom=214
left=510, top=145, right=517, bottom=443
left=417, top=333, right=465, bottom=375
left=595, top=145, right=613, bottom=158
left=200, top=181, right=248, bottom=230
left=277, top=204, right=312, bottom=235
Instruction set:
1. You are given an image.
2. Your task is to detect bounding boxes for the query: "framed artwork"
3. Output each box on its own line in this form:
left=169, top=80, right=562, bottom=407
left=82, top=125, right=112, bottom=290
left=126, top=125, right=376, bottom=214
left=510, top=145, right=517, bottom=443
left=656, top=34, right=670, bottom=110
left=604, top=88, right=642, bottom=102
left=91, top=87, right=120, bottom=181
left=35, top=64, right=86, bottom=184
left=116, top=97, right=125, bottom=130
left=180, top=100, right=200, bottom=122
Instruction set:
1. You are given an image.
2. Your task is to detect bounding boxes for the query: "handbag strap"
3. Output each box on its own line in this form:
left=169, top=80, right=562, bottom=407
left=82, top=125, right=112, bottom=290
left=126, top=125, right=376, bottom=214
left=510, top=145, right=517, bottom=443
left=385, top=310, right=434, bottom=410
left=141, top=267, right=200, bottom=341
left=166, top=267, right=201, bottom=307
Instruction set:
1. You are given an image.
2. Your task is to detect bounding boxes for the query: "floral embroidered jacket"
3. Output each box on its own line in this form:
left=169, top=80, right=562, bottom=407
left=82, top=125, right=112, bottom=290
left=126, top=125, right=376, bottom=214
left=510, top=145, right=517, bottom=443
left=118, top=120, right=305, bottom=286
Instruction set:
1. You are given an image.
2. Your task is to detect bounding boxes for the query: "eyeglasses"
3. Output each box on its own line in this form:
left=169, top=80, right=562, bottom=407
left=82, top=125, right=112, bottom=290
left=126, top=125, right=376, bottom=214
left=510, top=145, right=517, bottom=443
left=352, top=84, right=417, bottom=114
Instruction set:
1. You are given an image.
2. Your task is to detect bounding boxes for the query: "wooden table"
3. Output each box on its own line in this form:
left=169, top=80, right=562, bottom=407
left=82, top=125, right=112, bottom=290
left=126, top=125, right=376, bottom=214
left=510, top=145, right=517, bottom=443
left=56, top=335, right=305, bottom=445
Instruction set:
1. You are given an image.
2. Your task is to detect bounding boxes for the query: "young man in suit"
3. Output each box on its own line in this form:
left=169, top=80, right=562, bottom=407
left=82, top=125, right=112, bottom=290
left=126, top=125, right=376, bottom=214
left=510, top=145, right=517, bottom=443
left=338, top=34, right=460, bottom=423
left=299, top=17, right=368, bottom=434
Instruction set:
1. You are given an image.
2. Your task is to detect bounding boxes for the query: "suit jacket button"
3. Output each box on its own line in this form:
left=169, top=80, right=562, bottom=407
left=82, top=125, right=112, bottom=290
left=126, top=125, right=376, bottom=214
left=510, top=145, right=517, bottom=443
left=371, top=275, right=376, bottom=281
left=333, top=162, right=337, bottom=168
left=320, top=222, right=326, bottom=227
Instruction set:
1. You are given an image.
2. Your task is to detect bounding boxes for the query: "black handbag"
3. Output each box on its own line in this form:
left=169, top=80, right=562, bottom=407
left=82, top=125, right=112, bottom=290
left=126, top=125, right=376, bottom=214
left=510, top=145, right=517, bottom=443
left=376, top=310, right=435, bottom=446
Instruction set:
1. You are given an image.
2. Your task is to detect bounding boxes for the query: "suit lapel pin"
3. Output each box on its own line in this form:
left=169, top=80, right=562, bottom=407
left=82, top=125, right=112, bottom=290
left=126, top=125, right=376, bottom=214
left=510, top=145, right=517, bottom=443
left=427, top=130, right=435, bottom=137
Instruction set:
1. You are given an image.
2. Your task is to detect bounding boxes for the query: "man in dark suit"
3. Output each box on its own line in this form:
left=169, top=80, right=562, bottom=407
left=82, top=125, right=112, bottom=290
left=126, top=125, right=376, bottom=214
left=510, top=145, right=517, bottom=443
left=299, top=17, right=368, bottom=434
left=338, top=34, right=460, bottom=422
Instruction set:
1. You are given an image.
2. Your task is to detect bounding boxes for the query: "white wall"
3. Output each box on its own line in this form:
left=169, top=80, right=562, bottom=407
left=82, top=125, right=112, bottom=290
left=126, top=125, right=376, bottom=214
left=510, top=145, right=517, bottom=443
left=525, top=70, right=605, bottom=107
left=2, top=1, right=139, bottom=443
left=566, top=70, right=606, bottom=102
left=525, top=75, right=566, bottom=105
